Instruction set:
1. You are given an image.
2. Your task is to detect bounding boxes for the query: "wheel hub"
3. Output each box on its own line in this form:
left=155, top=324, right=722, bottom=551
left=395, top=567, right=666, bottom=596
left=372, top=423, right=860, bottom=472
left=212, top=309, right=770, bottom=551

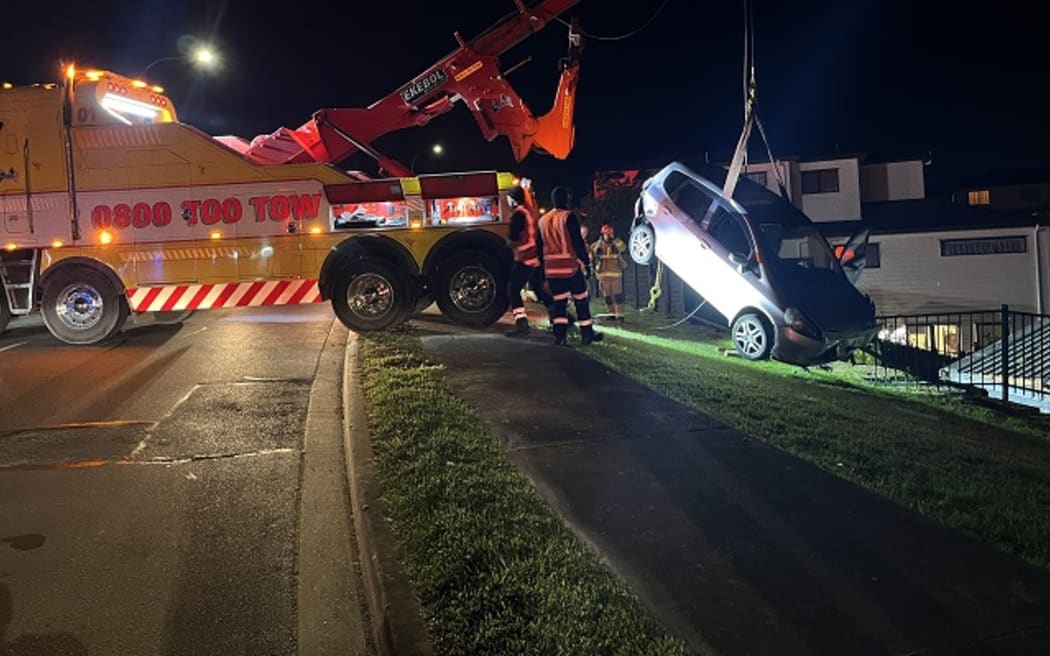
left=347, top=273, right=394, bottom=319
left=734, top=318, right=766, bottom=356
left=55, top=284, right=104, bottom=331
left=630, top=229, right=652, bottom=261
left=449, top=266, right=495, bottom=313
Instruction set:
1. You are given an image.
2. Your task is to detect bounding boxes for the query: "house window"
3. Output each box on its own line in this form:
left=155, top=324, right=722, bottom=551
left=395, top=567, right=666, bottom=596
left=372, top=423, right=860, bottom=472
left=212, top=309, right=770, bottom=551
left=940, top=235, right=1027, bottom=256
left=967, top=189, right=990, bottom=205
left=745, top=171, right=767, bottom=187
left=865, top=243, right=880, bottom=268
left=801, top=168, right=839, bottom=194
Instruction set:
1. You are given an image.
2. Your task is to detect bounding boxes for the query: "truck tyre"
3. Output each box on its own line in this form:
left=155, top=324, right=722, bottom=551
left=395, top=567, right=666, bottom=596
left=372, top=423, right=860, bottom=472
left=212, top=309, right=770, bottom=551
left=435, top=249, right=507, bottom=327
left=629, top=222, right=655, bottom=265
left=0, top=291, right=10, bottom=336
left=731, top=312, right=774, bottom=361
left=331, top=258, right=413, bottom=332
left=41, top=265, right=128, bottom=345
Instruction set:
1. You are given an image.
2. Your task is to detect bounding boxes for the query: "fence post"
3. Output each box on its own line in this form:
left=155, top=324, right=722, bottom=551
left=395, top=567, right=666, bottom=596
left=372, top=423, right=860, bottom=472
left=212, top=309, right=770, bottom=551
left=1001, top=304, right=1010, bottom=403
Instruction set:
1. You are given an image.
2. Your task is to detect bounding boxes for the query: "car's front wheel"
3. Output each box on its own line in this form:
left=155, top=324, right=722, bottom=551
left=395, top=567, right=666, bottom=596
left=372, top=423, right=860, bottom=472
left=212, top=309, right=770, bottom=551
left=629, top=221, right=655, bottom=265
left=40, top=265, right=129, bottom=345
left=0, top=291, right=10, bottom=336
left=731, top=312, right=774, bottom=360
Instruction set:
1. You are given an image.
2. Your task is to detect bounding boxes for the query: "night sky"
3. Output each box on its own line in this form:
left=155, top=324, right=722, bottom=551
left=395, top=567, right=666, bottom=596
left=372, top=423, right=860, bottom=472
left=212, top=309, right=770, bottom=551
left=5, top=0, right=1046, bottom=195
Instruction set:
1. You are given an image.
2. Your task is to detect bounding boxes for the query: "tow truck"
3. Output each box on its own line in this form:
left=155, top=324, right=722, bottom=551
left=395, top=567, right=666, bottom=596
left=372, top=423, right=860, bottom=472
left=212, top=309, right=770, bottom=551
left=0, top=0, right=583, bottom=343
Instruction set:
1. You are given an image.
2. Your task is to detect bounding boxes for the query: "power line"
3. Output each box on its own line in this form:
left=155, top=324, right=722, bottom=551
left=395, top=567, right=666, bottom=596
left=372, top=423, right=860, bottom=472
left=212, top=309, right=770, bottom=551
left=557, top=0, right=671, bottom=41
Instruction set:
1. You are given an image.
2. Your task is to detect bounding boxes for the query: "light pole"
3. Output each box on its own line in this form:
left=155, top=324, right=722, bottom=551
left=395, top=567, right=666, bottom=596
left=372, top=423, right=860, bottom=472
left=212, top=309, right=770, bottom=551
left=411, top=143, right=444, bottom=174
left=142, top=45, right=220, bottom=78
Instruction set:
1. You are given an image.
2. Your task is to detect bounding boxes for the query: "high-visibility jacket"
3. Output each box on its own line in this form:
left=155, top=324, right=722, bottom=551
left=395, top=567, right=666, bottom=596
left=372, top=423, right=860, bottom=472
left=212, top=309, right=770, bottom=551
left=538, top=209, right=581, bottom=279
left=511, top=206, right=539, bottom=266
left=591, top=238, right=628, bottom=280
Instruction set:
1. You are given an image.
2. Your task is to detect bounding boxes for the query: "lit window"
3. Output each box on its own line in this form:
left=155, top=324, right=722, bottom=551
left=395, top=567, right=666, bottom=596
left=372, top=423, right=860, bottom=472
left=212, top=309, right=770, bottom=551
left=967, top=189, right=990, bottom=205
left=801, top=169, right=839, bottom=194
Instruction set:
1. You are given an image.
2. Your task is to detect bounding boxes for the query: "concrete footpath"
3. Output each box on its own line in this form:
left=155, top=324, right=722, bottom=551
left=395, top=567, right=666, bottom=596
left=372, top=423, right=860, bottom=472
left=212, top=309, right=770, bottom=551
left=420, top=329, right=1050, bottom=656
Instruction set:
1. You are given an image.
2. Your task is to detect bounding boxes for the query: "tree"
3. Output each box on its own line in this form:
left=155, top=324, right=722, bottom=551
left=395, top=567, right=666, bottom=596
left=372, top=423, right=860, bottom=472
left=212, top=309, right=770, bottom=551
left=578, top=177, right=642, bottom=241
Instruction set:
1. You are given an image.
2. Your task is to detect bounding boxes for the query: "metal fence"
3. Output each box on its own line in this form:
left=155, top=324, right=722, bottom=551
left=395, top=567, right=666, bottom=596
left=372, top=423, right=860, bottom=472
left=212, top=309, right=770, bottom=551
left=872, top=305, right=1050, bottom=408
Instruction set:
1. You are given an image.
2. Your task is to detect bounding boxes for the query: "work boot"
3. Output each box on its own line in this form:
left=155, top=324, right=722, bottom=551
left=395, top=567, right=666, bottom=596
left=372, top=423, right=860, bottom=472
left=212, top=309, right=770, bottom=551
left=553, top=324, right=570, bottom=346
left=505, top=317, right=530, bottom=337
left=580, top=326, right=604, bottom=345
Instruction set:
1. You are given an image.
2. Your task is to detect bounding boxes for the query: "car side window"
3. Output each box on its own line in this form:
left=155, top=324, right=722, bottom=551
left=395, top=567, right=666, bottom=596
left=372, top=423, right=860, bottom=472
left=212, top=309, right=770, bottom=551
left=707, top=209, right=751, bottom=257
left=670, top=182, right=715, bottom=223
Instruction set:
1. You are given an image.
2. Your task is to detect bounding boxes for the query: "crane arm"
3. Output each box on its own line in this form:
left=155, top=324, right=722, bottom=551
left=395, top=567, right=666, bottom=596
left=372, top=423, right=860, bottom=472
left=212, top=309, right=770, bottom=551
left=242, top=0, right=583, bottom=176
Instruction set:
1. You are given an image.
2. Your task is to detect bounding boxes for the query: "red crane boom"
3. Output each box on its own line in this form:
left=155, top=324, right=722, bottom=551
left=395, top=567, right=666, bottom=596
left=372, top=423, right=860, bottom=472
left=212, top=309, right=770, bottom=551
left=240, top=0, right=584, bottom=177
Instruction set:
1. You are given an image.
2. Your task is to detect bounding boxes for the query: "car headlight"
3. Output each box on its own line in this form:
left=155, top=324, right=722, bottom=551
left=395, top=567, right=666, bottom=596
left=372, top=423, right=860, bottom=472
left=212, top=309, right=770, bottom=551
left=785, top=307, right=822, bottom=340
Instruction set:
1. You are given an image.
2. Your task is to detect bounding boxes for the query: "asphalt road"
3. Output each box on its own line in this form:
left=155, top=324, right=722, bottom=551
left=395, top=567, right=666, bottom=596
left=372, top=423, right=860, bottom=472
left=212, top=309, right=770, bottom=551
left=0, top=306, right=372, bottom=655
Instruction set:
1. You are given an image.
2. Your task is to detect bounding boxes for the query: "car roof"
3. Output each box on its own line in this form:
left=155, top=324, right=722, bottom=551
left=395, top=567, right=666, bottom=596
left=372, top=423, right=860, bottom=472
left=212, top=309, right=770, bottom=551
left=661, top=161, right=813, bottom=228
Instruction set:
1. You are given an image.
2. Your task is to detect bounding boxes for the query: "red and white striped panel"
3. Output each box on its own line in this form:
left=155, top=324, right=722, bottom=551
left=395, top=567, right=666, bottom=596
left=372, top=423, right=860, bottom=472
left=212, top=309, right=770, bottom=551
left=126, top=279, right=322, bottom=313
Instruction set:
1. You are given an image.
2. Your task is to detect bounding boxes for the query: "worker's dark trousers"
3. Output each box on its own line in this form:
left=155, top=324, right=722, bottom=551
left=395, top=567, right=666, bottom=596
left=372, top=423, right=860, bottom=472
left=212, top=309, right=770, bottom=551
left=507, top=262, right=554, bottom=320
left=549, top=271, right=595, bottom=343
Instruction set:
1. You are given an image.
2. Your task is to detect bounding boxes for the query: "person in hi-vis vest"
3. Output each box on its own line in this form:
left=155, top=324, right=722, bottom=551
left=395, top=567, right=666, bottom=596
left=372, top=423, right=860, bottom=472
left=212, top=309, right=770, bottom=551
left=536, top=187, right=604, bottom=347
left=504, top=183, right=555, bottom=336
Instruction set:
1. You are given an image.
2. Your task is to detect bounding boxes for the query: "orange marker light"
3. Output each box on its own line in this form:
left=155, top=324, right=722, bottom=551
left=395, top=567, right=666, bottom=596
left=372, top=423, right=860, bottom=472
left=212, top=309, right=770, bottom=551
left=51, top=240, right=64, bottom=249
left=4, top=243, right=16, bottom=252
left=99, top=230, right=113, bottom=245
left=309, top=225, right=322, bottom=235
left=65, top=64, right=76, bottom=80
left=131, top=80, right=147, bottom=88
left=210, top=231, right=222, bottom=240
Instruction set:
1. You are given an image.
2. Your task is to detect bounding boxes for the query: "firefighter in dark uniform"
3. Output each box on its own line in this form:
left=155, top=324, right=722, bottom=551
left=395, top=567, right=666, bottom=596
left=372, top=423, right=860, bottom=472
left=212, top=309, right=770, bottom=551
left=504, top=183, right=554, bottom=336
left=591, top=223, right=628, bottom=322
left=536, top=186, right=603, bottom=346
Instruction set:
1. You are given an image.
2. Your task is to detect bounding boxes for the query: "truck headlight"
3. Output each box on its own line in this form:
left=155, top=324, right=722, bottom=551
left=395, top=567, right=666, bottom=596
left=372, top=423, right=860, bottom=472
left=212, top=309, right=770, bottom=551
left=785, top=307, right=821, bottom=340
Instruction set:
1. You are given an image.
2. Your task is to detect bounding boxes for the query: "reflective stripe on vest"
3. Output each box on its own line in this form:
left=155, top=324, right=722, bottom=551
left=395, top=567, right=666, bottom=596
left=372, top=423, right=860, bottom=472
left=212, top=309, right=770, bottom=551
left=539, top=209, right=579, bottom=278
left=594, top=239, right=627, bottom=280
left=513, top=207, right=539, bottom=266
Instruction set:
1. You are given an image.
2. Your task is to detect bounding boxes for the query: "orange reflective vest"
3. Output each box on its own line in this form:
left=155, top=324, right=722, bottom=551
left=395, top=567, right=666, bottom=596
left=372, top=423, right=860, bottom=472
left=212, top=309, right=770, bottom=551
left=512, top=206, right=539, bottom=267
left=538, top=209, right=580, bottom=279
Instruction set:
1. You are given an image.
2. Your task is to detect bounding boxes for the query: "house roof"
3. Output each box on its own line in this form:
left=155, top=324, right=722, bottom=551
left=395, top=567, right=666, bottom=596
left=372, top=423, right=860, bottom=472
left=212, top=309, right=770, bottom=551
left=818, top=197, right=1050, bottom=238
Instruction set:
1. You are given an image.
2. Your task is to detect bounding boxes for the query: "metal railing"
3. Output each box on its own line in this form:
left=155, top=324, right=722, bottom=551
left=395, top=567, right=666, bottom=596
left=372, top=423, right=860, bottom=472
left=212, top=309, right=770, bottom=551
left=872, top=305, right=1050, bottom=408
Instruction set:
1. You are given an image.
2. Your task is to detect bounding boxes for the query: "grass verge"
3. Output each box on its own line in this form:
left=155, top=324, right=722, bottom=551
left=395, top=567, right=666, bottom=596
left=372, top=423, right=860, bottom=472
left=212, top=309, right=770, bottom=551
left=582, top=325, right=1050, bottom=570
left=359, top=329, right=687, bottom=656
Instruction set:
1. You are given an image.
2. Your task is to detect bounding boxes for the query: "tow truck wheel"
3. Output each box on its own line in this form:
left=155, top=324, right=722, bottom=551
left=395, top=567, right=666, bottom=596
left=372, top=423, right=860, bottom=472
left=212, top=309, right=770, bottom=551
left=331, top=258, right=411, bottom=332
left=629, top=222, right=655, bottom=265
left=731, top=312, right=773, bottom=361
left=41, top=265, right=128, bottom=345
left=435, top=249, right=508, bottom=327
left=0, top=291, right=10, bottom=336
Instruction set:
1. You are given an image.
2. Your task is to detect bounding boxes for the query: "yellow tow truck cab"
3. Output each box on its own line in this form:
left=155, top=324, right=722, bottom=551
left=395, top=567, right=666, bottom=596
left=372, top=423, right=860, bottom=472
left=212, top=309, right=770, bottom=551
left=0, top=66, right=516, bottom=343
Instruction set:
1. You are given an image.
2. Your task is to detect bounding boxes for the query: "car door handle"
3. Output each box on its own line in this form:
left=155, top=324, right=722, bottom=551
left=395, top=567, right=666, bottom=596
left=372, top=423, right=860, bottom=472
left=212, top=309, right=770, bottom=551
left=699, top=240, right=710, bottom=250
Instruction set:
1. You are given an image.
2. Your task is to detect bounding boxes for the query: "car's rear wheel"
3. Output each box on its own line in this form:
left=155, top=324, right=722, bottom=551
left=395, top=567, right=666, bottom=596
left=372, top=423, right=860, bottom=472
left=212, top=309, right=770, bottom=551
left=629, top=222, right=655, bottom=265
left=732, top=312, right=773, bottom=360
left=435, top=249, right=508, bottom=327
left=331, top=258, right=413, bottom=332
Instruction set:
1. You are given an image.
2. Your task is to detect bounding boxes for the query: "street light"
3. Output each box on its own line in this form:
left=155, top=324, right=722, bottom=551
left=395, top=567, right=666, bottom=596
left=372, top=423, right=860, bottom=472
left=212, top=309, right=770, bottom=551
left=411, top=143, right=444, bottom=174
left=142, top=45, right=220, bottom=78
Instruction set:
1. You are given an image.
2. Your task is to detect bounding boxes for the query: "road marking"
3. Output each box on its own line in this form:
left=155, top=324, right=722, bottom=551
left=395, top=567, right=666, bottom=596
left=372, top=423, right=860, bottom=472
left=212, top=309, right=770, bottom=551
left=0, top=448, right=297, bottom=472
left=0, top=341, right=26, bottom=353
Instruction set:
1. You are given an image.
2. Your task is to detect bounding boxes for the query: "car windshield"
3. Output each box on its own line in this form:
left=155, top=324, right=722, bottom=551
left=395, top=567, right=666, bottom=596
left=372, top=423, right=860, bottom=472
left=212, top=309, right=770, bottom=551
left=756, top=223, right=841, bottom=272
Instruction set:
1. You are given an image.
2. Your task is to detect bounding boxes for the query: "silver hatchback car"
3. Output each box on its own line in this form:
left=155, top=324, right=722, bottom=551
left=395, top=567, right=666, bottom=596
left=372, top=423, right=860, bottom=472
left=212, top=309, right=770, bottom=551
left=629, top=161, right=877, bottom=365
